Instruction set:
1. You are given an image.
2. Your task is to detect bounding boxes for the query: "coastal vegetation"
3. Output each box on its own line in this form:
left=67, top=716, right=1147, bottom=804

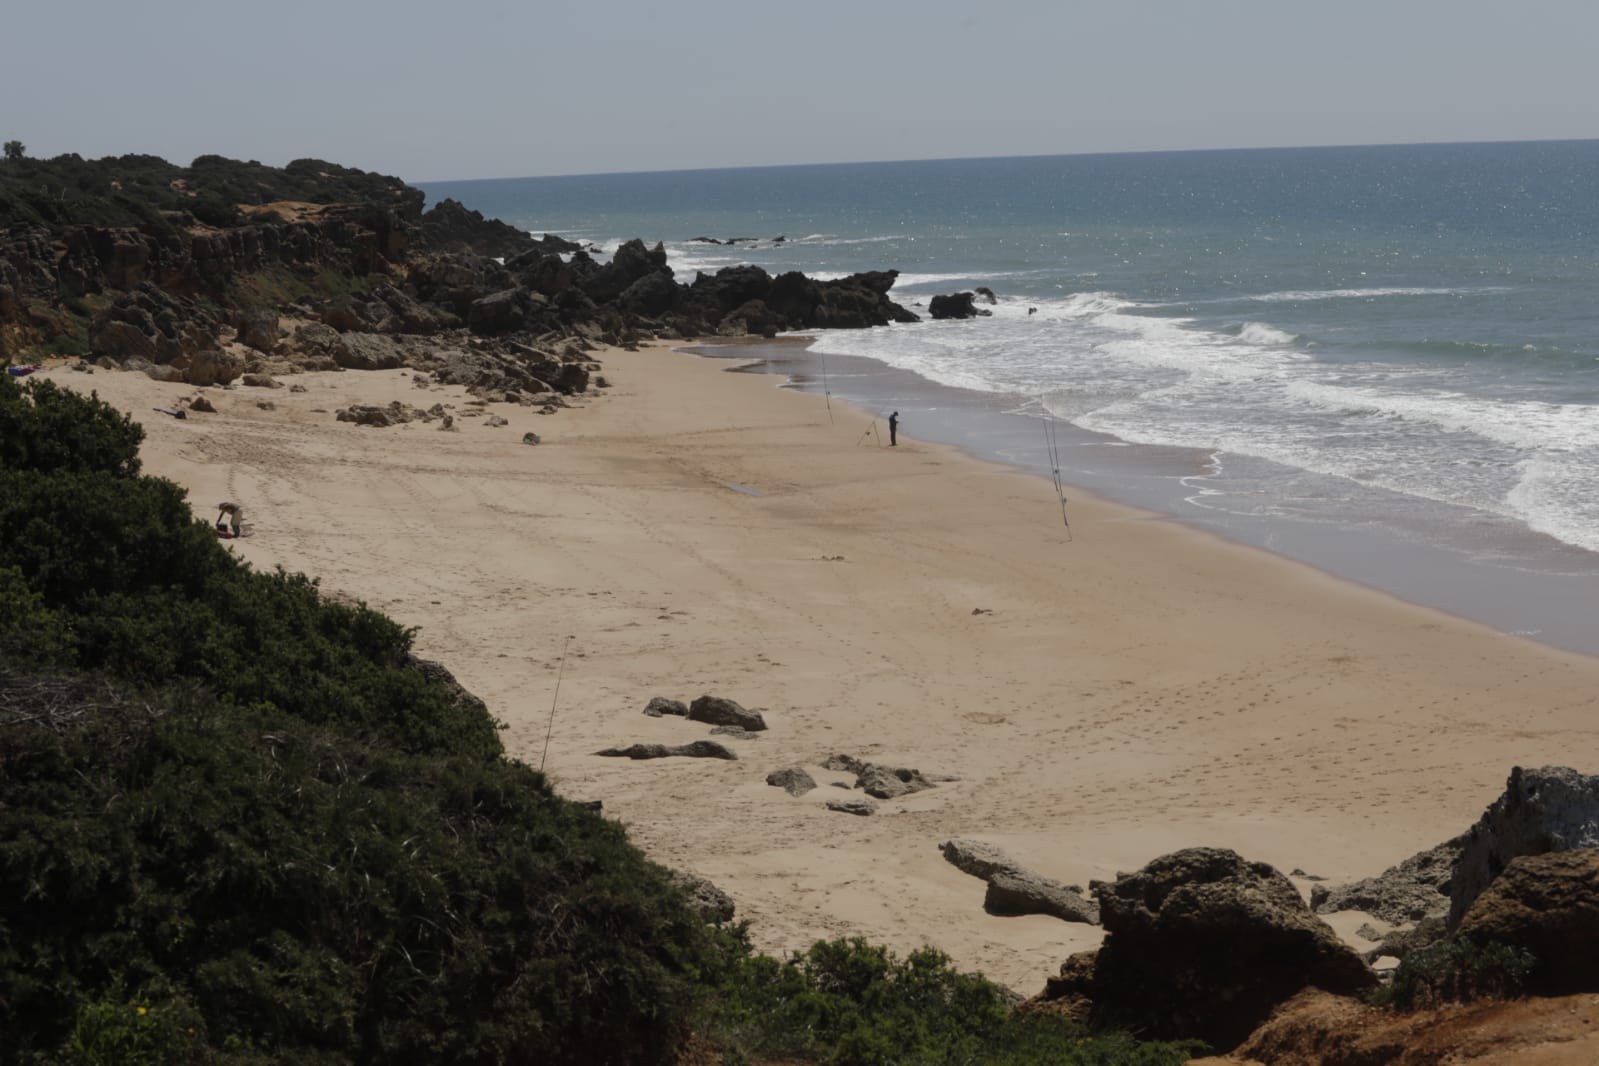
left=0, top=366, right=1201, bottom=1063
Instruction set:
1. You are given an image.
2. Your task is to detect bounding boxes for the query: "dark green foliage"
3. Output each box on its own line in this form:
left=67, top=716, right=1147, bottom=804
left=705, top=934, right=1203, bottom=1066
left=0, top=374, right=497, bottom=757
left=0, top=691, right=713, bottom=1064
left=0, top=372, right=144, bottom=476
left=1373, top=938, right=1537, bottom=1010
left=0, top=151, right=420, bottom=231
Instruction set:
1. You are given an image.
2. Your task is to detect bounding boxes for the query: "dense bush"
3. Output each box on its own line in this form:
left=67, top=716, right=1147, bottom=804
left=1374, top=938, right=1537, bottom=1010
left=0, top=375, right=143, bottom=476
left=0, top=686, right=713, bottom=1064
left=705, top=934, right=1203, bottom=1066
left=0, top=372, right=498, bottom=758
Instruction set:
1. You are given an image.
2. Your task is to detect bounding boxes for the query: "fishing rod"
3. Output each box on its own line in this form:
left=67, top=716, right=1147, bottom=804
left=1042, top=407, right=1073, bottom=541
left=819, top=350, right=835, bottom=425
left=538, top=635, right=574, bottom=774
left=855, top=410, right=887, bottom=448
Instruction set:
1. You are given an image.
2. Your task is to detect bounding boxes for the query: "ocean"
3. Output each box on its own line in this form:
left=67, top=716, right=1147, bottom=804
left=419, top=142, right=1599, bottom=655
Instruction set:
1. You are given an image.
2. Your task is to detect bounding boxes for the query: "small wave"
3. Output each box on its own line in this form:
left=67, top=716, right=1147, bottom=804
left=1242, top=286, right=1505, bottom=303
left=1234, top=322, right=1301, bottom=346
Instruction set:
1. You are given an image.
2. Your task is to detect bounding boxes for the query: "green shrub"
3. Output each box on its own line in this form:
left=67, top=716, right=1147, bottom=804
left=704, top=933, right=1202, bottom=1066
left=1373, top=938, right=1536, bottom=1010
left=0, top=373, right=144, bottom=477
left=0, top=691, right=714, bottom=1064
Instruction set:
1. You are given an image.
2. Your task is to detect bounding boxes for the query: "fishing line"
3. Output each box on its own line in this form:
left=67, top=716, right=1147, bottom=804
left=1042, top=406, right=1073, bottom=541
left=538, top=635, right=573, bottom=774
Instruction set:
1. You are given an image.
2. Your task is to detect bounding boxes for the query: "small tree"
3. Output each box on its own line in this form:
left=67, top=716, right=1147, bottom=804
left=2, top=140, right=24, bottom=162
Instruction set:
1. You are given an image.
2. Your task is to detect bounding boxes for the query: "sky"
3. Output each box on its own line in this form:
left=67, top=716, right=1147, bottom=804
left=5, top=0, right=1598, bottom=182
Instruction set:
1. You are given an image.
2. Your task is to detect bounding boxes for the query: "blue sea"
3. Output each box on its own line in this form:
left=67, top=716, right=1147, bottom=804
left=420, top=142, right=1599, bottom=655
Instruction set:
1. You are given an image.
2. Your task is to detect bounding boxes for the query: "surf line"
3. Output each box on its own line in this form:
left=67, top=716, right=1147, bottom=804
left=1042, top=409, right=1074, bottom=542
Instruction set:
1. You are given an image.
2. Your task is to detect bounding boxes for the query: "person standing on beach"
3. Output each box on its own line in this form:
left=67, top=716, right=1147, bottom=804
left=888, top=411, right=899, bottom=446
left=216, top=501, right=243, bottom=538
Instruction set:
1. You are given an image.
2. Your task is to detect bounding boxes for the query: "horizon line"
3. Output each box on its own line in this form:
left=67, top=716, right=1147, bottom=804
left=411, top=135, right=1599, bottom=186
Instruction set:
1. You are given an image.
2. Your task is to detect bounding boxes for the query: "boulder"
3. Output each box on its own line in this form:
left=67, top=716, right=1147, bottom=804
left=594, top=740, right=737, bottom=760
left=928, top=291, right=992, bottom=320
left=766, top=767, right=817, bottom=797
left=856, top=763, right=936, bottom=800
left=1046, top=847, right=1376, bottom=1051
left=187, top=395, right=217, bottom=413
left=668, top=870, right=736, bottom=924
left=642, top=696, right=688, bottom=718
left=1366, top=914, right=1448, bottom=963
left=687, top=695, right=767, bottom=732
left=939, top=838, right=1019, bottom=881
left=1312, top=835, right=1463, bottom=924
left=334, top=332, right=405, bottom=370
left=821, top=753, right=864, bottom=774
left=1456, top=848, right=1599, bottom=994
left=234, top=307, right=279, bottom=352
left=984, top=868, right=1099, bottom=925
left=467, top=288, right=530, bottom=336
left=240, top=373, right=281, bottom=388
left=826, top=798, right=877, bottom=816
left=708, top=725, right=760, bottom=740
left=184, top=348, right=245, bottom=387
left=1449, top=766, right=1599, bottom=928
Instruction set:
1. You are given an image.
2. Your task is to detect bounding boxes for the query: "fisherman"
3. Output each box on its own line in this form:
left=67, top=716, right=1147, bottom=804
left=888, top=411, right=899, bottom=447
left=216, top=501, right=243, bottom=538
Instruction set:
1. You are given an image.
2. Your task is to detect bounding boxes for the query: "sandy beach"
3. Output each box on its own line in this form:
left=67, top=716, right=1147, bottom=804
left=47, top=345, right=1599, bottom=994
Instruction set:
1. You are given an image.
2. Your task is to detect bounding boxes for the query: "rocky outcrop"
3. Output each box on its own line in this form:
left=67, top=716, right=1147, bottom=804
left=687, top=695, right=766, bottom=732
left=642, top=697, right=688, bottom=718
left=928, top=292, right=992, bottom=320
left=766, top=767, right=817, bottom=796
left=856, top=764, right=936, bottom=800
left=1449, top=766, right=1599, bottom=928
left=1456, top=848, right=1599, bottom=994
left=826, top=797, right=877, bottom=816
left=985, top=869, right=1099, bottom=924
left=594, top=740, right=738, bottom=760
left=1312, top=836, right=1463, bottom=924
left=668, top=870, right=736, bottom=924
left=415, top=198, right=579, bottom=260
left=335, top=400, right=447, bottom=427
left=938, top=839, right=1099, bottom=924
left=1037, top=847, right=1375, bottom=1051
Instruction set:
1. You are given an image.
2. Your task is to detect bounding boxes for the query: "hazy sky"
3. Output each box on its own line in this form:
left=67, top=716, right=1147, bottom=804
left=5, top=0, right=1596, bottom=182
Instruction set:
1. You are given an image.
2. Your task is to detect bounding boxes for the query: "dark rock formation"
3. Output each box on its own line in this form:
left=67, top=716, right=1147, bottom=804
left=687, top=695, right=766, bottom=732
left=1456, top=848, right=1599, bottom=993
left=766, top=767, right=817, bottom=796
left=1366, top=914, right=1448, bottom=963
left=594, top=741, right=738, bottom=760
left=234, top=307, right=279, bottom=352
left=1312, top=836, right=1464, bottom=924
left=856, top=763, right=936, bottom=800
left=335, top=400, right=445, bottom=427
left=1449, top=766, right=1599, bottom=929
left=928, top=291, right=992, bottom=320
left=939, top=839, right=1098, bottom=924
left=1037, top=847, right=1376, bottom=1051
left=985, top=869, right=1099, bottom=924
left=820, top=753, right=865, bottom=774
left=642, top=696, right=688, bottom=718
left=826, top=798, right=877, bottom=816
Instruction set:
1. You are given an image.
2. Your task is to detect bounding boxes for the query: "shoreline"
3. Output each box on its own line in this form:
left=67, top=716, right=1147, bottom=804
left=41, top=349, right=1599, bottom=994
left=708, top=336, right=1599, bottom=661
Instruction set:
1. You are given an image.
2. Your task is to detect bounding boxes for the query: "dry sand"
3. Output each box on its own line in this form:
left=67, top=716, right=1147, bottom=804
left=47, top=345, right=1599, bottom=994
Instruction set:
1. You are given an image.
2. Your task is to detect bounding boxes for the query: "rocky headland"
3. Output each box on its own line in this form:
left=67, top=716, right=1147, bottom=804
left=0, top=151, right=919, bottom=395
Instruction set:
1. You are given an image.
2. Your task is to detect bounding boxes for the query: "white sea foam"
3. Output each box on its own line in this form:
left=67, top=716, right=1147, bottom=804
left=1236, top=322, right=1299, bottom=346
